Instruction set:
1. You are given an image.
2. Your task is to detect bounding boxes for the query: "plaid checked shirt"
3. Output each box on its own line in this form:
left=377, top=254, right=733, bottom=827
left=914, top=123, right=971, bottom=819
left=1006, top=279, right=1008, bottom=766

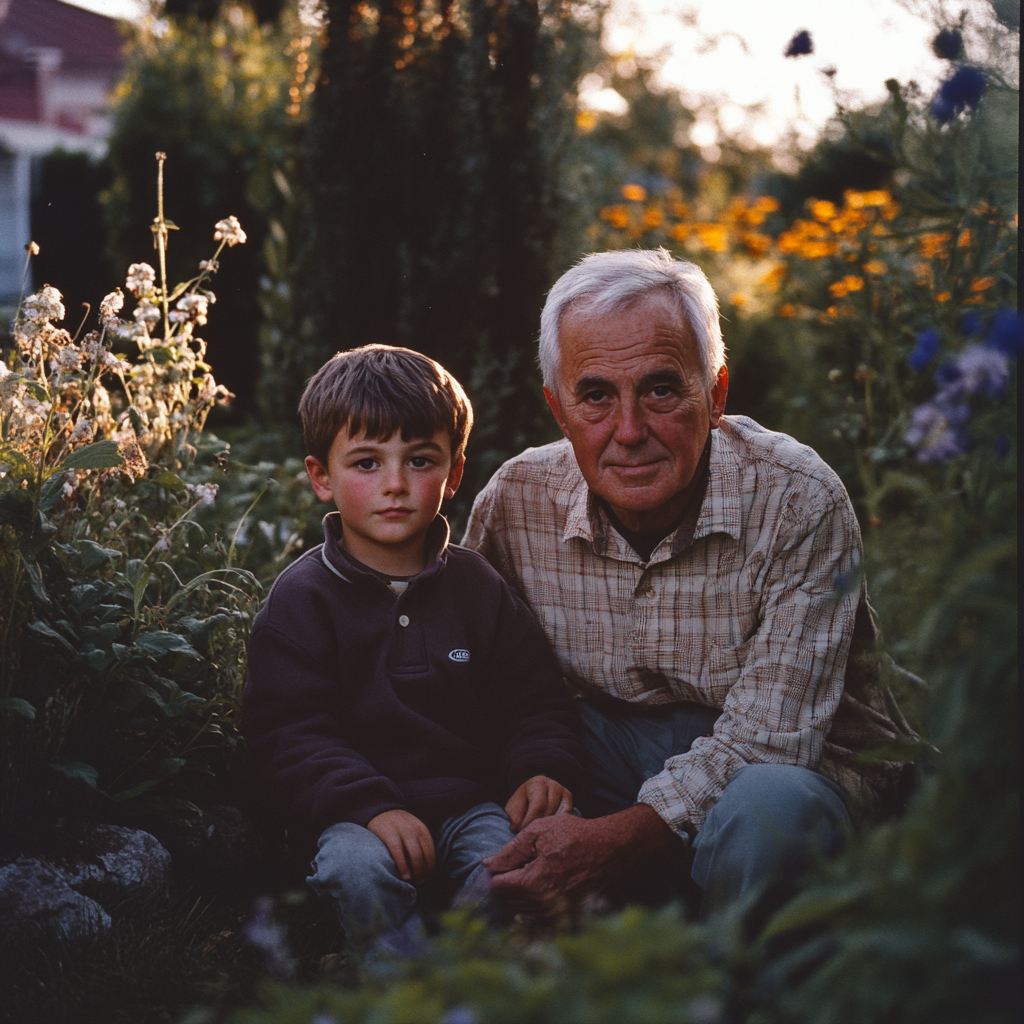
left=464, top=415, right=906, bottom=836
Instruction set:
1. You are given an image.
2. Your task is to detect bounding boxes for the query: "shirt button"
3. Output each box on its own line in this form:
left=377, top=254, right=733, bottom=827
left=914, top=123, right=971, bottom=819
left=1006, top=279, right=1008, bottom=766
left=398, top=615, right=410, bottom=627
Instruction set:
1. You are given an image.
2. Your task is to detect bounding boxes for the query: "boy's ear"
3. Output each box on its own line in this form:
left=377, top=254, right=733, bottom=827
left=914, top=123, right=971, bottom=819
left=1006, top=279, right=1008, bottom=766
left=305, top=455, right=335, bottom=504
left=444, top=456, right=466, bottom=501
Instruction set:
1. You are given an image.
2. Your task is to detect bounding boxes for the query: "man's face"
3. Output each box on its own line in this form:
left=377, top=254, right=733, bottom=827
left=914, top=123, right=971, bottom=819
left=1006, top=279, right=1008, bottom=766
left=544, top=293, right=728, bottom=534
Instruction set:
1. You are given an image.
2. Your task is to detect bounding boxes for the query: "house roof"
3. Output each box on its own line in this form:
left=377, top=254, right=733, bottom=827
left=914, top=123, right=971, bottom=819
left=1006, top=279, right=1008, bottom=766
left=0, top=0, right=125, bottom=72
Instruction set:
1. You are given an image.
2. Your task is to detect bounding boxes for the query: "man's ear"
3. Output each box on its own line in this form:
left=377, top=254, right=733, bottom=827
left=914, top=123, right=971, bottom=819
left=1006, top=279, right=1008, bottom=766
left=444, top=456, right=466, bottom=500
left=709, top=366, right=729, bottom=429
left=543, top=386, right=570, bottom=437
left=305, top=455, right=335, bottom=504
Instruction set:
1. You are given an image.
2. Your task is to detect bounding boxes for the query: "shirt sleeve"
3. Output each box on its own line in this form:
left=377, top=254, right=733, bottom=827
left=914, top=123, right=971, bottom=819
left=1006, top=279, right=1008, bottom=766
left=637, top=486, right=862, bottom=837
left=463, top=473, right=522, bottom=589
left=242, top=624, right=406, bottom=833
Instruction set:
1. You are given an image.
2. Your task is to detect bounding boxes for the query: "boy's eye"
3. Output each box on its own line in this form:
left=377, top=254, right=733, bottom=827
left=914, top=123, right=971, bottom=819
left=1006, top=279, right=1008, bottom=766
left=409, top=456, right=433, bottom=469
left=355, top=458, right=378, bottom=470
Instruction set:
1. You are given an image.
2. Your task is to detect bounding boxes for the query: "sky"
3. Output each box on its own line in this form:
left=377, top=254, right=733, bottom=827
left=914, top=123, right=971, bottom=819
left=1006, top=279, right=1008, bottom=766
left=67, top=0, right=1002, bottom=157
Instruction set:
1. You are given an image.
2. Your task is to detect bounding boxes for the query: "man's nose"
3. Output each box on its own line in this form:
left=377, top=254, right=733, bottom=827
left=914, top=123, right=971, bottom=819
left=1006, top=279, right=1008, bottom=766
left=613, top=399, right=648, bottom=446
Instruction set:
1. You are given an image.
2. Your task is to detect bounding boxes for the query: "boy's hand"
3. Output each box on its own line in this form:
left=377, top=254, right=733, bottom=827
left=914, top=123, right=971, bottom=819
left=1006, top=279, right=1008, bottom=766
left=367, top=810, right=436, bottom=884
left=505, top=775, right=573, bottom=833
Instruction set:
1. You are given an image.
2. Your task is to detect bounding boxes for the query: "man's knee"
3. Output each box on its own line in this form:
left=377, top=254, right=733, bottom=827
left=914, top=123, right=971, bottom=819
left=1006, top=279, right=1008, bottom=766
left=715, top=763, right=850, bottom=838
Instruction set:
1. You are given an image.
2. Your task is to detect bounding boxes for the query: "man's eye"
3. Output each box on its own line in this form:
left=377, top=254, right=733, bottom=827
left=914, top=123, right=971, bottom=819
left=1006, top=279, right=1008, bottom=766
left=583, top=390, right=608, bottom=403
left=650, top=385, right=676, bottom=399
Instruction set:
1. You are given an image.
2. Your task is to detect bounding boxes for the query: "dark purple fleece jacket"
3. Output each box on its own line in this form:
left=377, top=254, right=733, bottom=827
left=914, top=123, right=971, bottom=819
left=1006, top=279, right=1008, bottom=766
left=242, top=513, right=585, bottom=836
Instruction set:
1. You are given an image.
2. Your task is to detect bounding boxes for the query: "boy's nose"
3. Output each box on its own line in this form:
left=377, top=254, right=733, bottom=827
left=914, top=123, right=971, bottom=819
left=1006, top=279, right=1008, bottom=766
left=382, top=466, right=409, bottom=495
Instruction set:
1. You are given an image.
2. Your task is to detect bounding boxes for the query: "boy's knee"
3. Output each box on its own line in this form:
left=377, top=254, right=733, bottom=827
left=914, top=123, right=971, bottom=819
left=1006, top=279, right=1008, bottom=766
left=309, top=822, right=401, bottom=888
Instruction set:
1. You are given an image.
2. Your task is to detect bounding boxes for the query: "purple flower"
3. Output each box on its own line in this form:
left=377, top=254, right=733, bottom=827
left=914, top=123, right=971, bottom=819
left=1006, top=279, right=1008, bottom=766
left=931, top=65, right=987, bottom=123
left=244, top=896, right=295, bottom=977
left=784, top=30, right=813, bottom=57
left=949, top=344, right=1009, bottom=398
left=995, top=435, right=1010, bottom=457
left=985, top=308, right=1024, bottom=357
left=908, top=329, right=941, bottom=371
left=440, top=1009, right=479, bottom=1024
left=932, top=29, right=964, bottom=60
left=905, top=402, right=967, bottom=462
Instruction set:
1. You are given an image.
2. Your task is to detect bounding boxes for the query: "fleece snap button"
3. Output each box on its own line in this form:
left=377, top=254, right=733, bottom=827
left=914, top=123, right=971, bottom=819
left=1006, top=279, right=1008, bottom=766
left=398, top=615, right=410, bottom=627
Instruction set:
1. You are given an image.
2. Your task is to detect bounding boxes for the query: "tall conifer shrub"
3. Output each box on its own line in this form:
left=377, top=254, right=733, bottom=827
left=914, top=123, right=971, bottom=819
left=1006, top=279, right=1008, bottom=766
left=276, top=0, right=592, bottom=498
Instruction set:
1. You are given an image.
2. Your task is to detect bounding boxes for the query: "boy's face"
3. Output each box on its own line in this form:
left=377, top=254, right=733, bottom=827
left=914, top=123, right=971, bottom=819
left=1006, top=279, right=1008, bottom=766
left=305, top=427, right=464, bottom=575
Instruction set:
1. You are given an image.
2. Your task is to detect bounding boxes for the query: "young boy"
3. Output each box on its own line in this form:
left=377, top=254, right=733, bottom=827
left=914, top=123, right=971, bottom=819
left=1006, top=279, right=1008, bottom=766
left=242, top=344, right=584, bottom=944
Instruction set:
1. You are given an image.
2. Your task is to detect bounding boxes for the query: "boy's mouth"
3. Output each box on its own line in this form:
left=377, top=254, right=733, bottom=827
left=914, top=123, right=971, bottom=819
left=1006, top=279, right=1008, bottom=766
left=378, top=507, right=414, bottom=518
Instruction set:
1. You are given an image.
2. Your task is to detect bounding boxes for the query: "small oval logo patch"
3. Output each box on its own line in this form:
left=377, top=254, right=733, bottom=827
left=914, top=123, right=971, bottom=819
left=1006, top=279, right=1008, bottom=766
left=448, top=649, right=470, bottom=663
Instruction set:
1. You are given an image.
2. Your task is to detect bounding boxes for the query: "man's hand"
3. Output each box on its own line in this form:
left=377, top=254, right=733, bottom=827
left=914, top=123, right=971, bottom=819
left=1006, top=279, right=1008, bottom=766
left=367, top=809, right=436, bottom=884
left=483, top=802, right=676, bottom=916
left=505, top=775, right=573, bottom=833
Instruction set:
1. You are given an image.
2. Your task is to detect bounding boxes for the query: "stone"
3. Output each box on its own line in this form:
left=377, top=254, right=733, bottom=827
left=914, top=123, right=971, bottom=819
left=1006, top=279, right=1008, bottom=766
left=0, top=825, right=171, bottom=946
left=0, top=858, right=111, bottom=945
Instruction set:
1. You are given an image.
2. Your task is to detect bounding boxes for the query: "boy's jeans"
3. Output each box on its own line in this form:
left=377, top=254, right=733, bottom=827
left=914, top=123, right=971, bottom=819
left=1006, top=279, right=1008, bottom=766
left=307, top=801, right=514, bottom=941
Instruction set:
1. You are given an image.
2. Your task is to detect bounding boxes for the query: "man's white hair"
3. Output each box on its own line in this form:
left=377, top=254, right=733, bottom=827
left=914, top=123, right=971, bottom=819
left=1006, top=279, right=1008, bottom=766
left=539, top=249, right=725, bottom=392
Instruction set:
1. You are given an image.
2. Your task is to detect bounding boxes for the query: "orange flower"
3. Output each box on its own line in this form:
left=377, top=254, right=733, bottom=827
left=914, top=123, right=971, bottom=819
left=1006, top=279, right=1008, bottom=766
left=758, top=265, right=786, bottom=292
left=810, top=200, right=838, bottom=222
left=828, top=280, right=849, bottom=298
left=801, top=240, right=839, bottom=258
left=729, top=293, right=747, bottom=307
left=621, top=184, right=647, bottom=202
left=754, top=196, right=780, bottom=213
left=600, top=205, right=630, bottom=229
left=778, top=303, right=796, bottom=318
left=917, top=232, right=952, bottom=259
left=643, top=207, right=664, bottom=228
left=970, top=276, right=994, bottom=291
left=863, top=260, right=889, bottom=275
left=670, top=223, right=690, bottom=241
left=671, top=201, right=690, bottom=219
left=936, top=291, right=952, bottom=303
left=741, top=231, right=771, bottom=257
left=958, top=229, right=971, bottom=248
left=576, top=110, right=598, bottom=132
left=695, top=223, right=729, bottom=253
left=843, top=275, right=865, bottom=292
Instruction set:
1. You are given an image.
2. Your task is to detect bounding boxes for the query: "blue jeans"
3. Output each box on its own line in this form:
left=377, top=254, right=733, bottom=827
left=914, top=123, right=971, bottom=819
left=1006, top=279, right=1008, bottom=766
left=307, top=801, right=514, bottom=940
left=576, top=697, right=851, bottom=916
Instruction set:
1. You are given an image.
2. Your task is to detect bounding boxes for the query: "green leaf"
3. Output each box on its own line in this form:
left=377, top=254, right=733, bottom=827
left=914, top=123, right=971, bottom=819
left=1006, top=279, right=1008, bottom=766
left=0, top=697, right=36, bottom=720
left=27, top=620, right=77, bottom=655
left=77, top=539, right=122, bottom=569
left=155, top=471, right=186, bottom=490
left=51, top=760, right=99, bottom=788
left=38, top=471, right=71, bottom=512
left=0, top=488, right=34, bottom=530
left=135, top=631, right=201, bottom=659
left=22, top=379, right=49, bottom=401
left=105, top=779, right=162, bottom=802
left=62, top=440, right=125, bottom=471
left=128, top=405, right=147, bottom=435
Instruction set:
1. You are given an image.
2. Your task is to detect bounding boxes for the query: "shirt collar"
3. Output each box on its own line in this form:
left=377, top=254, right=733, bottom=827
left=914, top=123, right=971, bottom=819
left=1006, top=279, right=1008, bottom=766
left=321, top=512, right=451, bottom=587
left=560, top=424, right=743, bottom=556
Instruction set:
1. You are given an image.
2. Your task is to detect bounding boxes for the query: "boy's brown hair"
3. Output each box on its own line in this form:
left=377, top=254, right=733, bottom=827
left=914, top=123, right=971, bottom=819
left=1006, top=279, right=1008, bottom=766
left=299, top=344, right=474, bottom=466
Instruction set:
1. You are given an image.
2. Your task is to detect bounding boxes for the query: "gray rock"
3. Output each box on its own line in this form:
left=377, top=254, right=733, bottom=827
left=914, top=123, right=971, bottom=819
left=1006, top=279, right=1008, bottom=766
left=61, top=824, right=172, bottom=900
left=0, top=825, right=171, bottom=946
left=0, top=859, right=111, bottom=944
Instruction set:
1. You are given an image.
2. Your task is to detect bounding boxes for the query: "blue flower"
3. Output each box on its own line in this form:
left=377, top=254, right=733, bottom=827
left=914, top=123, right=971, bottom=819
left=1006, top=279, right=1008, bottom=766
left=932, top=28, right=964, bottom=60
left=952, top=344, right=1010, bottom=397
left=995, top=435, right=1010, bottom=457
left=908, top=329, right=941, bottom=371
left=931, top=65, right=987, bottom=123
left=961, top=311, right=983, bottom=336
left=985, top=307, right=1024, bottom=357
left=905, top=402, right=967, bottom=462
left=784, top=30, right=813, bottom=57
left=440, top=1009, right=479, bottom=1024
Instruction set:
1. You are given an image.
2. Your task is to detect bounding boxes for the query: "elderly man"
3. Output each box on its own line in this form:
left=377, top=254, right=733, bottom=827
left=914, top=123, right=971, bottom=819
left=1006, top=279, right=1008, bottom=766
left=464, top=249, right=907, bottom=916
